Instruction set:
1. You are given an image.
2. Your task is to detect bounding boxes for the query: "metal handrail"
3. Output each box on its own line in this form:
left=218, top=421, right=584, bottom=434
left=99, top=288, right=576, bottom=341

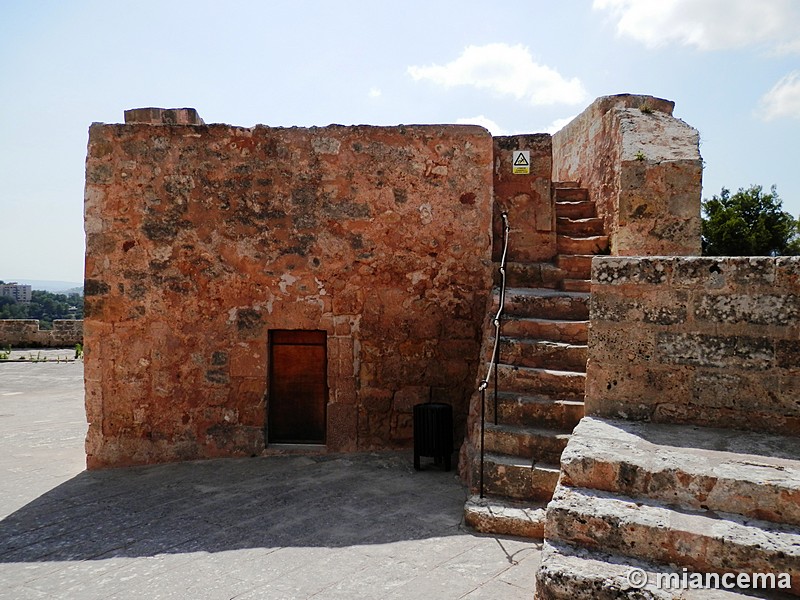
left=479, top=212, right=510, bottom=499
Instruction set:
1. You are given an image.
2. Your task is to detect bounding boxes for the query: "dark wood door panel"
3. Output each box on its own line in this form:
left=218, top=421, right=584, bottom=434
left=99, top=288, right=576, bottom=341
left=268, top=330, right=327, bottom=444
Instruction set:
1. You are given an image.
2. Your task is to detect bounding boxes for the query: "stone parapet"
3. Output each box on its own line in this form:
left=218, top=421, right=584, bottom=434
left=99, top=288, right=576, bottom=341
left=0, top=319, right=83, bottom=348
left=587, top=256, right=800, bottom=435
left=553, top=94, right=701, bottom=256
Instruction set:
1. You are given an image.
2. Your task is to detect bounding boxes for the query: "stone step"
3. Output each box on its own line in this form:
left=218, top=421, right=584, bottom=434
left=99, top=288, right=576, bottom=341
left=487, top=391, right=584, bottom=430
left=555, top=201, right=595, bottom=220
left=536, top=540, right=783, bottom=600
left=464, top=495, right=547, bottom=539
left=557, top=216, right=605, bottom=236
left=502, top=262, right=564, bottom=289
left=545, top=486, right=800, bottom=594
left=499, top=287, right=589, bottom=320
left=560, top=279, right=590, bottom=293
left=561, top=417, right=800, bottom=527
left=479, top=452, right=560, bottom=501
left=501, top=317, right=588, bottom=344
left=484, top=422, right=571, bottom=463
left=499, top=337, right=587, bottom=371
left=496, top=363, right=586, bottom=397
left=554, top=188, right=589, bottom=202
left=553, top=181, right=580, bottom=189
left=555, top=254, right=593, bottom=280
left=557, top=234, right=609, bottom=255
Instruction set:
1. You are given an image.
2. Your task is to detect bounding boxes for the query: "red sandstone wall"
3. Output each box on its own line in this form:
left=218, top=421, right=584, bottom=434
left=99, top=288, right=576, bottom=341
left=588, top=256, right=800, bottom=435
left=552, top=94, right=702, bottom=256
left=492, top=135, right=554, bottom=262
left=84, top=121, right=494, bottom=468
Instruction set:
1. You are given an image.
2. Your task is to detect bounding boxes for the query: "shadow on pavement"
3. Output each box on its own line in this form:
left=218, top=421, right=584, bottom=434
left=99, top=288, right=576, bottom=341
left=0, top=452, right=466, bottom=562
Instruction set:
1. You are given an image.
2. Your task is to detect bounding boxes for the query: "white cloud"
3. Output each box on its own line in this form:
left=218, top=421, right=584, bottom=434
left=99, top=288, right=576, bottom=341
left=542, top=115, right=577, bottom=135
left=759, top=71, right=800, bottom=121
left=774, top=39, right=800, bottom=56
left=408, top=43, right=587, bottom=106
left=455, top=115, right=509, bottom=135
left=456, top=114, right=579, bottom=136
left=368, top=87, right=382, bottom=98
left=593, top=0, right=800, bottom=51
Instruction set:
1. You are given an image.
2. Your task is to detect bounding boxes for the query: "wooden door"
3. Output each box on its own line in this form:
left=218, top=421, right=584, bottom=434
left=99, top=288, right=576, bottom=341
left=268, top=330, right=327, bottom=444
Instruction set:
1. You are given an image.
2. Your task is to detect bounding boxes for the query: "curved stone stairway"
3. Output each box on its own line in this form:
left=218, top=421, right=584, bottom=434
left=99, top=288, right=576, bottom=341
left=464, top=183, right=608, bottom=537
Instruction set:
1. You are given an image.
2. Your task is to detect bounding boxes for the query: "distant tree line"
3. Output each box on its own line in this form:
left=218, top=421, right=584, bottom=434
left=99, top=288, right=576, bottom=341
left=0, top=288, right=84, bottom=329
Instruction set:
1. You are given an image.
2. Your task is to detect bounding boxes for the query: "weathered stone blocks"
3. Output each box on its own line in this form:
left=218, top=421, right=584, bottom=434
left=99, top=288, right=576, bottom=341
left=588, top=256, right=800, bottom=435
left=561, top=417, right=800, bottom=527
left=545, top=485, right=800, bottom=594
left=492, top=135, right=554, bottom=262
left=0, top=319, right=83, bottom=348
left=553, top=94, right=701, bottom=257
left=84, top=116, right=494, bottom=468
left=124, top=107, right=204, bottom=125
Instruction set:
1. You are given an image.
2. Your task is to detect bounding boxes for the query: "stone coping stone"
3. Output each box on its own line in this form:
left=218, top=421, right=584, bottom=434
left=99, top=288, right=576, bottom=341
left=561, top=417, right=800, bottom=525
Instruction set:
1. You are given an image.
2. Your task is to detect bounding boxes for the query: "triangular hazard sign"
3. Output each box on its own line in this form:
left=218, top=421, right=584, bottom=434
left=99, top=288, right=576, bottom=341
left=514, top=153, right=529, bottom=166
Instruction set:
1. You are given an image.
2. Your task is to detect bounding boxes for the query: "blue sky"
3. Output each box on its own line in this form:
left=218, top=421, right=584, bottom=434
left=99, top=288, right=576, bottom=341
left=1, top=0, right=798, bottom=282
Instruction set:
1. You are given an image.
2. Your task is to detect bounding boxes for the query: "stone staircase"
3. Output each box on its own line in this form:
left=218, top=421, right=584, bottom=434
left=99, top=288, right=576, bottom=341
left=536, top=417, right=800, bottom=598
left=553, top=184, right=608, bottom=292
left=464, top=183, right=607, bottom=538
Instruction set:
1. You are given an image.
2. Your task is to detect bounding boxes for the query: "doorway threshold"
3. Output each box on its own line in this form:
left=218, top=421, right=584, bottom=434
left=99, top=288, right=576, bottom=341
left=263, top=443, right=327, bottom=456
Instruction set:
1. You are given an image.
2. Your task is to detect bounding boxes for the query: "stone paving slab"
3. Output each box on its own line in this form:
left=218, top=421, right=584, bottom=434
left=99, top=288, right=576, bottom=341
left=0, top=358, right=540, bottom=599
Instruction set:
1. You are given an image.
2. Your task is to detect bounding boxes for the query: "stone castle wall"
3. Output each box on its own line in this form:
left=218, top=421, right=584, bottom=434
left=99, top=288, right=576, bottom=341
left=84, top=119, right=494, bottom=468
left=84, top=96, right=707, bottom=470
left=492, top=135, right=554, bottom=262
left=588, top=256, right=800, bottom=434
left=0, top=319, right=83, bottom=348
left=553, top=94, right=702, bottom=256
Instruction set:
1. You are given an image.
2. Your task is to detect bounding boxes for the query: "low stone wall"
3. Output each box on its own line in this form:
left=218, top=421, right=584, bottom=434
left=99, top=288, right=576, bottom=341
left=0, top=319, right=83, bottom=348
left=587, top=256, right=800, bottom=435
left=553, top=94, right=702, bottom=256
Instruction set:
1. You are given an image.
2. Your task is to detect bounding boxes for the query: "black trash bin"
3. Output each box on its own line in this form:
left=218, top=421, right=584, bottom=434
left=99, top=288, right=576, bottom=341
left=413, top=402, right=453, bottom=471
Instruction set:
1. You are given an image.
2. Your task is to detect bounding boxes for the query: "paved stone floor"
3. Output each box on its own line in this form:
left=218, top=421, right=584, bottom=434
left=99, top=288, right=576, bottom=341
left=0, top=352, right=540, bottom=599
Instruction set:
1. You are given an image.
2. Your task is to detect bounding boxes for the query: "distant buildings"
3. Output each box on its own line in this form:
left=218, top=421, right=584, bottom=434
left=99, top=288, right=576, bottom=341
left=0, top=282, right=32, bottom=303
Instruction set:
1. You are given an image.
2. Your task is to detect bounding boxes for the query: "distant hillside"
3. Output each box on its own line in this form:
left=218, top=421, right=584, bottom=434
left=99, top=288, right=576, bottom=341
left=1, top=279, right=83, bottom=294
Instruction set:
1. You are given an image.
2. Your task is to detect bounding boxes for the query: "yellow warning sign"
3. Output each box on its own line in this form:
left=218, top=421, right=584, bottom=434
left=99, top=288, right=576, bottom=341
left=512, top=150, right=530, bottom=174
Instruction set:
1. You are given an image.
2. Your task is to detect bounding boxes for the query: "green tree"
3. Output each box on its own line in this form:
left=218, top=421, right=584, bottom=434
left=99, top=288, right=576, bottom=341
left=0, top=298, right=28, bottom=319
left=702, top=185, right=800, bottom=256
left=0, top=290, right=84, bottom=327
